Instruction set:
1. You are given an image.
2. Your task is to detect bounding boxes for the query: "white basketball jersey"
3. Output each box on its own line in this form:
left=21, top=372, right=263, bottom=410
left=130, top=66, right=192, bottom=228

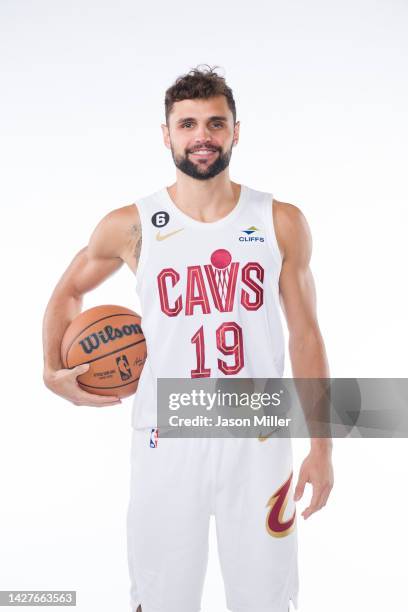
left=131, top=184, right=285, bottom=430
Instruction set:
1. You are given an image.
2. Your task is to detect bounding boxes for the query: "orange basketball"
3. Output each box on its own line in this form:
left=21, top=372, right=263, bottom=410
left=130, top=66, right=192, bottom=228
left=61, top=305, right=146, bottom=398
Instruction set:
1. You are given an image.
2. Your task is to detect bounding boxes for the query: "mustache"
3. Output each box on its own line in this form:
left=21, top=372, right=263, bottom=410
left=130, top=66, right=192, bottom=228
left=188, top=145, right=220, bottom=153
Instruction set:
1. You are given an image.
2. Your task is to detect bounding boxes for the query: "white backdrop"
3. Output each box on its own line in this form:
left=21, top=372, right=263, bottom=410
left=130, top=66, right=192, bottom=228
left=1, top=0, right=407, bottom=611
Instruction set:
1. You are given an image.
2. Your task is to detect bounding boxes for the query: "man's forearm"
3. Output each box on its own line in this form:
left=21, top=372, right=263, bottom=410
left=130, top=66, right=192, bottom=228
left=42, top=290, right=83, bottom=377
left=289, top=331, right=332, bottom=453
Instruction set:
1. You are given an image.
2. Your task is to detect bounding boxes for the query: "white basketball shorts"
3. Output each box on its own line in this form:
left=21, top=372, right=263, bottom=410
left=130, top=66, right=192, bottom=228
left=127, top=428, right=299, bottom=612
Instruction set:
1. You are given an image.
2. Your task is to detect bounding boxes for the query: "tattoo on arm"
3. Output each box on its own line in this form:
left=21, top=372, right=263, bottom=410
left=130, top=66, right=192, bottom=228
left=131, top=221, right=142, bottom=265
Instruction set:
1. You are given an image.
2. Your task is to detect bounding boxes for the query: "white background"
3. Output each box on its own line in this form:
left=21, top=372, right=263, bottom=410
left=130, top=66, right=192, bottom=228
left=1, top=0, right=407, bottom=610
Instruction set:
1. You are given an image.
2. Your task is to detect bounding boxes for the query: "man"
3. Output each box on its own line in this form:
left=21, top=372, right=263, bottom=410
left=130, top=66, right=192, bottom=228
left=43, top=65, right=334, bottom=612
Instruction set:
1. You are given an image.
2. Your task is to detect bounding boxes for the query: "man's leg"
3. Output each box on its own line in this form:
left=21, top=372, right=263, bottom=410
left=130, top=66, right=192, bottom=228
left=213, top=436, right=299, bottom=612
left=127, top=429, right=212, bottom=612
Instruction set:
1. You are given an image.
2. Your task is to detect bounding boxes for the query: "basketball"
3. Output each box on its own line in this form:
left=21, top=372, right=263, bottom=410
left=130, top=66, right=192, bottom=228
left=210, top=248, right=231, bottom=269
left=61, top=304, right=147, bottom=398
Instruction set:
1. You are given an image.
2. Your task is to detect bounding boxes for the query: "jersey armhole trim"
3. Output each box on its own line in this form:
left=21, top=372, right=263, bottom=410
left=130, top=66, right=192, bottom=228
left=263, top=193, right=283, bottom=269
left=133, top=201, right=150, bottom=292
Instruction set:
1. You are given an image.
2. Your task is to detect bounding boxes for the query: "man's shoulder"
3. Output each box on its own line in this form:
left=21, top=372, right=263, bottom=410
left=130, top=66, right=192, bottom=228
left=271, top=199, right=310, bottom=260
left=104, top=185, right=165, bottom=229
left=272, top=198, right=307, bottom=230
left=108, top=202, right=137, bottom=217
left=87, top=203, right=140, bottom=260
left=272, top=198, right=303, bottom=217
left=104, top=202, right=140, bottom=230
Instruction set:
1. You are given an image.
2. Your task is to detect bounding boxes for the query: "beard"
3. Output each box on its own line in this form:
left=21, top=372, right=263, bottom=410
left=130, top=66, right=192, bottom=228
left=170, top=142, right=233, bottom=181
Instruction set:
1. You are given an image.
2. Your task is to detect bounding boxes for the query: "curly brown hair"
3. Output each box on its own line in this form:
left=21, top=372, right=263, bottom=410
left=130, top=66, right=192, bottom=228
left=164, top=64, right=237, bottom=125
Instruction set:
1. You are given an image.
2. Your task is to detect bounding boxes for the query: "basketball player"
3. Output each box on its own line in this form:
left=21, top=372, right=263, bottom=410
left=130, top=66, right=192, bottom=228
left=42, top=65, right=334, bottom=612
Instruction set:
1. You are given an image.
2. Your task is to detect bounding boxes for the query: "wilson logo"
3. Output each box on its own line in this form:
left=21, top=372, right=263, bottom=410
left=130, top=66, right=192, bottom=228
left=79, top=323, right=143, bottom=355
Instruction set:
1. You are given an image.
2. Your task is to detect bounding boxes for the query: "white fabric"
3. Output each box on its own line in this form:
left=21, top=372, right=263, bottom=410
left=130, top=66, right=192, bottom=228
left=131, top=184, right=286, bottom=430
left=126, top=184, right=299, bottom=611
left=127, top=429, right=299, bottom=612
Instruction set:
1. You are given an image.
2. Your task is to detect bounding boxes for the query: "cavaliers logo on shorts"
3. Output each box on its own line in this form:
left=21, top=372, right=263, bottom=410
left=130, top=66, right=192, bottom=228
left=266, top=471, right=296, bottom=538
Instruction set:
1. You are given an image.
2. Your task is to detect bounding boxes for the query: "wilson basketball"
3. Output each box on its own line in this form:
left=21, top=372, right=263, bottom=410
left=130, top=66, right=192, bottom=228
left=61, top=304, right=146, bottom=398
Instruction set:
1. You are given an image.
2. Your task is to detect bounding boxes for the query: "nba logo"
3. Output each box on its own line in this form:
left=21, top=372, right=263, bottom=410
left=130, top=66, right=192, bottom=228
left=149, top=428, right=159, bottom=448
left=116, top=354, right=132, bottom=381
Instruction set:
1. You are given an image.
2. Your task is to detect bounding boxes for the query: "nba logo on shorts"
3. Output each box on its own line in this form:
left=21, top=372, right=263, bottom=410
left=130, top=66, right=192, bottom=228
left=150, top=428, right=159, bottom=448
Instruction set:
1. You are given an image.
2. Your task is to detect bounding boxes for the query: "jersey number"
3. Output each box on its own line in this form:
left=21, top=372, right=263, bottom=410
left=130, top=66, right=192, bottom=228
left=190, top=322, right=244, bottom=378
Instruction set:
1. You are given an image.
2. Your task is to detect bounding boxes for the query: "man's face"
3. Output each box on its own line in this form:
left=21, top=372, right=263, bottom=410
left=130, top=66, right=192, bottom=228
left=162, top=95, right=240, bottom=181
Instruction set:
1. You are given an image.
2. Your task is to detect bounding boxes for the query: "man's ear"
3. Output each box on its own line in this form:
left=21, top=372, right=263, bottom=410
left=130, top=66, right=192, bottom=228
left=161, top=123, right=171, bottom=149
left=233, top=120, right=240, bottom=145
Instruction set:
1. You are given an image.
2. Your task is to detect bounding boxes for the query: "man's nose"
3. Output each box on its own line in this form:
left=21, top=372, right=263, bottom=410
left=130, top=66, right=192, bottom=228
left=194, top=124, right=212, bottom=141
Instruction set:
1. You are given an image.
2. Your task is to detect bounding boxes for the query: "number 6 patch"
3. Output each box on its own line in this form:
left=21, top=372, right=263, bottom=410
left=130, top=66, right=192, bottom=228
left=151, top=211, right=170, bottom=228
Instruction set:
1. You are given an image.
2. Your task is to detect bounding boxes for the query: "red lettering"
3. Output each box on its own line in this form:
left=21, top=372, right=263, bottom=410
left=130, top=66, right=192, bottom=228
left=157, top=268, right=182, bottom=316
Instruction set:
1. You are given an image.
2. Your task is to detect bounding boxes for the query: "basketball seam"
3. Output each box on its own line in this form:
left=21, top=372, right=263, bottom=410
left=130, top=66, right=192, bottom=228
left=66, top=338, right=146, bottom=368
left=79, top=377, right=141, bottom=390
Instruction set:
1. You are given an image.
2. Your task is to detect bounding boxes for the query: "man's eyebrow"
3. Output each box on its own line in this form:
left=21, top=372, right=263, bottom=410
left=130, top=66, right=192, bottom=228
left=176, top=115, right=228, bottom=124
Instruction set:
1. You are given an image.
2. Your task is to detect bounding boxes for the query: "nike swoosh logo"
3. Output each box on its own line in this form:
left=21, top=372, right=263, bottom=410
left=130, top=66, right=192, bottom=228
left=258, top=429, right=278, bottom=442
left=156, top=228, right=185, bottom=241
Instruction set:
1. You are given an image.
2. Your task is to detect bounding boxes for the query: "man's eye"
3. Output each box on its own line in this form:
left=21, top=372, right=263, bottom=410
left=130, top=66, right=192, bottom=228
left=181, top=121, right=223, bottom=128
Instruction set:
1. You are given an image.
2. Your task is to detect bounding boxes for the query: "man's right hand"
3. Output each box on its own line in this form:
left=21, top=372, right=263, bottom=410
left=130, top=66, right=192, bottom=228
left=43, top=363, right=122, bottom=407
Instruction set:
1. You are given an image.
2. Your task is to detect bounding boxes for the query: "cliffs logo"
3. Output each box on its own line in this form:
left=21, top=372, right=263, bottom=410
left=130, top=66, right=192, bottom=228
left=79, top=323, right=143, bottom=355
left=239, top=226, right=264, bottom=242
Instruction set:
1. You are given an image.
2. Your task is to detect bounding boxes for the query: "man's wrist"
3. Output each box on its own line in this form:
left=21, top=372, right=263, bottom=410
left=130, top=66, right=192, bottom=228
left=310, top=437, right=333, bottom=454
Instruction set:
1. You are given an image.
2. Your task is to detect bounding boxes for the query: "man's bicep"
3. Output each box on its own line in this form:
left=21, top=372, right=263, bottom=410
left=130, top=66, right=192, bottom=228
left=66, top=206, right=134, bottom=296
left=279, top=258, right=318, bottom=341
left=60, top=246, right=123, bottom=298
left=88, top=204, right=141, bottom=275
left=276, top=202, right=319, bottom=341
